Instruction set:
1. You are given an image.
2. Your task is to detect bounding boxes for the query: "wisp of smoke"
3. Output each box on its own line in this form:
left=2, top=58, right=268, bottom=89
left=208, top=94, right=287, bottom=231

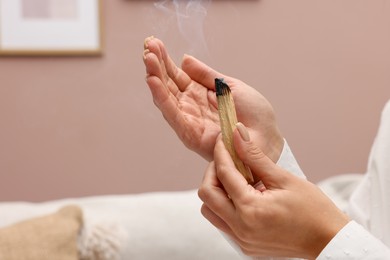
left=154, top=0, right=211, bottom=57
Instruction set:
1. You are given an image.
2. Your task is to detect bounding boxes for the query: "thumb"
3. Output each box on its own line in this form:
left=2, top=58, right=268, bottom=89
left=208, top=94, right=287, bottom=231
left=233, top=122, right=287, bottom=189
left=181, top=54, right=225, bottom=90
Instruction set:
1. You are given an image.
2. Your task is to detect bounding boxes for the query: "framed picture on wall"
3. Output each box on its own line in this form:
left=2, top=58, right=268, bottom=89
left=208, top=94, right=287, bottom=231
left=0, top=0, right=102, bottom=56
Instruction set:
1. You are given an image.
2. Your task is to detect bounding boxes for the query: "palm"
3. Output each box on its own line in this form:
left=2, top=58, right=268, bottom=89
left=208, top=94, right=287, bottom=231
left=169, top=82, right=221, bottom=160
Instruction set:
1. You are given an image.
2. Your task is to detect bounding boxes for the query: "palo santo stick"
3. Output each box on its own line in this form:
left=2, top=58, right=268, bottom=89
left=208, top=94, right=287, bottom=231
left=215, top=78, right=254, bottom=184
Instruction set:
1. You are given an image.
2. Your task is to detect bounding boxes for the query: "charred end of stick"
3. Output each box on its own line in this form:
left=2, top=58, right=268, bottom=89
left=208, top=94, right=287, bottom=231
left=215, top=78, right=231, bottom=96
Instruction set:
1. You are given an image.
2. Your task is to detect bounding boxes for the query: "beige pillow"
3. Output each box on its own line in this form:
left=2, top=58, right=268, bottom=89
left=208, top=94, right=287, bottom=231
left=0, top=205, right=82, bottom=260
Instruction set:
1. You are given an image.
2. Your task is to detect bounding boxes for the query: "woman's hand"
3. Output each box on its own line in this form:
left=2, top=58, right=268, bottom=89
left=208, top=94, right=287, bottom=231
left=198, top=123, right=350, bottom=259
left=143, top=36, right=283, bottom=162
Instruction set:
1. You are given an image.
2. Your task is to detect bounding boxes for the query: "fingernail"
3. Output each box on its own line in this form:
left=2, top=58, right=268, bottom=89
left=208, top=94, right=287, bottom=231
left=144, top=36, right=154, bottom=49
left=254, top=180, right=266, bottom=192
left=143, top=49, right=150, bottom=60
left=236, top=122, right=250, bottom=142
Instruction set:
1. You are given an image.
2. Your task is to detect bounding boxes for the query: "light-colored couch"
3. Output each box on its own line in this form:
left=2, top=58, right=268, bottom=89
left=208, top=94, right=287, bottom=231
left=0, top=174, right=363, bottom=260
left=0, top=190, right=241, bottom=260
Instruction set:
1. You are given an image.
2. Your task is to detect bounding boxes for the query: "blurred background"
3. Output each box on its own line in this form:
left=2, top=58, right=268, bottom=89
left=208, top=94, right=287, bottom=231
left=0, top=0, right=389, bottom=201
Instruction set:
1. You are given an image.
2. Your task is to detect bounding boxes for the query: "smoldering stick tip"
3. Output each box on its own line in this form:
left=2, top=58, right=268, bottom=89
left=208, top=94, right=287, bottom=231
left=215, top=78, right=229, bottom=96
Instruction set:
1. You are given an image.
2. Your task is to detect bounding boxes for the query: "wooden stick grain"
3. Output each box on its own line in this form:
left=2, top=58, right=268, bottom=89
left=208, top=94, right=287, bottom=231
left=215, top=78, right=254, bottom=184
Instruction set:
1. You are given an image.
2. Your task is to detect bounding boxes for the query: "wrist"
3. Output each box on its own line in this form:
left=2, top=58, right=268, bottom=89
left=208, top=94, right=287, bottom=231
left=306, top=213, right=350, bottom=259
left=264, top=130, right=284, bottom=163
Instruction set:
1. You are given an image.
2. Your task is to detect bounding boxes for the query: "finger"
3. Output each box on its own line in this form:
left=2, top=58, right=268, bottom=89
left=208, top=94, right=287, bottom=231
left=200, top=204, right=234, bottom=236
left=156, top=39, right=192, bottom=92
left=213, top=136, right=251, bottom=201
left=144, top=37, right=170, bottom=84
left=144, top=46, right=176, bottom=102
left=144, top=46, right=185, bottom=129
left=181, top=54, right=226, bottom=91
left=144, top=37, right=184, bottom=96
left=144, top=49, right=183, bottom=107
left=145, top=74, right=173, bottom=108
left=198, top=162, right=236, bottom=224
left=143, top=39, right=170, bottom=87
left=233, top=122, right=288, bottom=189
left=149, top=38, right=192, bottom=92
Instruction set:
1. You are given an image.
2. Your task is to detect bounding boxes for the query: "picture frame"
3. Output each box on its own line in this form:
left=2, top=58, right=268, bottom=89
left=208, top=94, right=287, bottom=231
left=0, top=0, right=102, bottom=56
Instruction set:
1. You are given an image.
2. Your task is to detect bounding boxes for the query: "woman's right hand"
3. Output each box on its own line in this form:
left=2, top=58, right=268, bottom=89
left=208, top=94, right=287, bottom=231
left=198, top=126, right=350, bottom=259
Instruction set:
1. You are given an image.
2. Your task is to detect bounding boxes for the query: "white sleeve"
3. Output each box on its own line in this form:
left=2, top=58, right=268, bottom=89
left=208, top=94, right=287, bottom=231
left=347, top=100, right=390, bottom=246
left=318, top=100, right=390, bottom=259
left=276, top=139, right=306, bottom=180
left=317, top=221, right=390, bottom=259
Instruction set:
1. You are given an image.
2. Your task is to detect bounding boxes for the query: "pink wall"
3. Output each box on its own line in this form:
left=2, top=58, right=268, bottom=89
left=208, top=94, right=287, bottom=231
left=1, top=0, right=389, bottom=201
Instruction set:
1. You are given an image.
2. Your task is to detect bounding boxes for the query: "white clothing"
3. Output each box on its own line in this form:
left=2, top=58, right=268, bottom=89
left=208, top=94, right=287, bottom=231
left=317, top=100, right=390, bottom=259
left=317, top=221, right=390, bottom=259
left=348, top=100, right=390, bottom=244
